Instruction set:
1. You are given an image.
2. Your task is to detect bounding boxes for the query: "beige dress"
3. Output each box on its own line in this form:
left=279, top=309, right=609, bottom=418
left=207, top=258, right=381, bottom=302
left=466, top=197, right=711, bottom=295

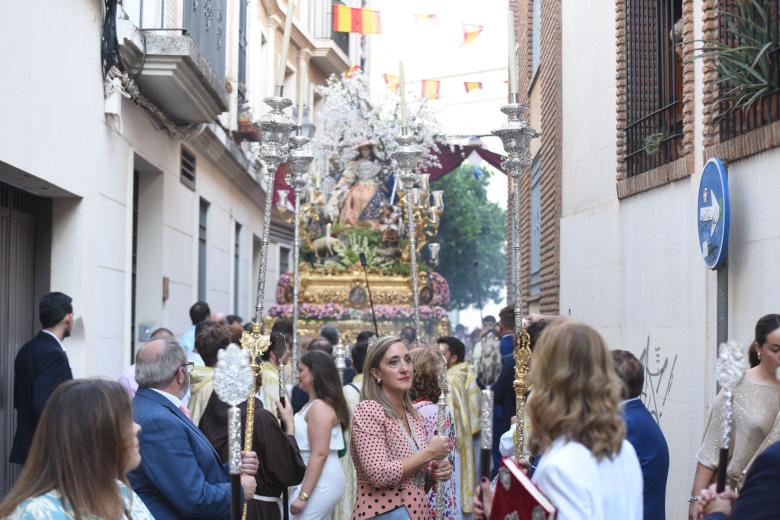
left=697, top=377, right=780, bottom=487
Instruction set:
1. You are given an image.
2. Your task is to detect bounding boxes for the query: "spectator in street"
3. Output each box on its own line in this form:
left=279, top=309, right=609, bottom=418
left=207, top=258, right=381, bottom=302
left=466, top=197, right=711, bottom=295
left=128, top=337, right=259, bottom=519
left=226, top=314, right=243, bottom=325
left=11, top=292, right=74, bottom=465
left=180, top=301, right=211, bottom=365
left=211, top=312, right=228, bottom=325
left=488, top=306, right=516, bottom=473
left=118, top=326, right=174, bottom=398
left=292, top=336, right=333, bottom=412
left=696, top=440, right=780, bottom=519
left=0, top=380, right=154, bottom=519
left=188, top=321, right=228, bottom=425
left=400, top=325, right=417, bottom=348
left=612, top=350, right=670, bottom=520
left=262, top=319, right=292, bottom=415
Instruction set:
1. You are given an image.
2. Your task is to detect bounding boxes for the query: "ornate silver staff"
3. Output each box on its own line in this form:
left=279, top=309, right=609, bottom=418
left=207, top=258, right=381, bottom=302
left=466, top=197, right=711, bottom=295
left=214, top=344, right=255, bottom=520
left=392, top=131, right=423, bottom=340
left=434, top=342, right=451, bottom=520
left=240, top=91, right=296, bottom=520
left=492, top=95, right=538, bottom=461
left=287, top=129, right=314, bottom=380
left=334, top=342, right=347, bottom=384
left=715, top=341, right=747, bottom=492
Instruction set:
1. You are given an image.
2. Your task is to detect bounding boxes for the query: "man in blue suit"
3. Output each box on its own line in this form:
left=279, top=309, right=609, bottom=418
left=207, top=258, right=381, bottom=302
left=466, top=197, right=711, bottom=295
left=612, top=350, right=670, bottom=520
left=128, top=337, right=259, bottom=520
left=699, top=440, right=780, bottom=519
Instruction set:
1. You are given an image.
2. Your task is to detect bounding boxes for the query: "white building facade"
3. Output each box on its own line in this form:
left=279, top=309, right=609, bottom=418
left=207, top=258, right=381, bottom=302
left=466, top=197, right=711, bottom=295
left=0, top=0, right=357, bottom=493
left=554, top=0, right=780, bottom=517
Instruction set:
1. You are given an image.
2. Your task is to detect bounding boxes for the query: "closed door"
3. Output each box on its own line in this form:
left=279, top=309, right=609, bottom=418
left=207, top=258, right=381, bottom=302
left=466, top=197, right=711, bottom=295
left=0, top=186, right=37, bottom=496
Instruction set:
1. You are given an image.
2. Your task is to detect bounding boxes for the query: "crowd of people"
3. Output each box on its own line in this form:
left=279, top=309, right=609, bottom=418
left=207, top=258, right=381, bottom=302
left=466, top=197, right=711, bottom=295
left=2, top=291, right=780, bottom=520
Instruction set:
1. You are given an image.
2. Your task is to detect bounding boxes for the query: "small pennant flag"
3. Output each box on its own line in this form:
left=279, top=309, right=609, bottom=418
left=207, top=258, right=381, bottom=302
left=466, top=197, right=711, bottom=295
left=464, top=81, right=483, bottom=93
left=345, top=65, right=361, bottom=78
left=421, top=80, right=441, bottom=100
left=333, top=5, right=382, bottom=34
left=384, top=74, right=400, bottom=92
left=414, top=13, right=438, bottom=26
left=462, top=24, right=483, bottom=45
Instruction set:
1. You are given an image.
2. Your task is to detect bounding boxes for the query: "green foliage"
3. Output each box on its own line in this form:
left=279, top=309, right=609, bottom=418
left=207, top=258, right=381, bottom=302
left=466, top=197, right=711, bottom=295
left=644, top=132, right=664, bottom=156
left=432, top=165, right=506, bottom=310
left=691, top=0, right=780, bottom=113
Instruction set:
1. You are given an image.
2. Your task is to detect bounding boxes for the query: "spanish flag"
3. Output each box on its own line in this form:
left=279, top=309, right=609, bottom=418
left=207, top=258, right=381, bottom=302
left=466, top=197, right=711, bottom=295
left=462, top=24, right=483, bottom=45
left=464, top=81, right=483, bottom=93
left=345, top=65, right=361, bottom=78
left=384, top=74, right=400, bottom=92
left=421, top=80, right=441, bottom=100
left=333, top=5, right=382, bottom=34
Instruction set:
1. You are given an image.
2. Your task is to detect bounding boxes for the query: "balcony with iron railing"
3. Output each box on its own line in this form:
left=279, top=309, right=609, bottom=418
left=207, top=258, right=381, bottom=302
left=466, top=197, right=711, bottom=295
left=117, top=0, right=229, bottom=124
left=309, top=0, right=351, bottom=76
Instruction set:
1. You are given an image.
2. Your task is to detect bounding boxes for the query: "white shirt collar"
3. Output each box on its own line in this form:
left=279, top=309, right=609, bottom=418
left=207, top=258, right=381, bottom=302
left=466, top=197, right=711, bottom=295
left=622, top=396, right=641, bottom=405
left=151, top=388, right=182, bottom=408
left=41, top=329, right=65, bottom=351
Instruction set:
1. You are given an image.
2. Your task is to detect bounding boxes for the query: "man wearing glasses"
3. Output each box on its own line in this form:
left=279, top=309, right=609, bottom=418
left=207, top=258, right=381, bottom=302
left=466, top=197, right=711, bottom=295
left=129, top=337, right=260, bottom=520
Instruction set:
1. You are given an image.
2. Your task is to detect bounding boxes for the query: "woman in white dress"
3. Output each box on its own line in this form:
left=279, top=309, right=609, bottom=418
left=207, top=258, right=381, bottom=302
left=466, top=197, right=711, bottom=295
left=290, top=350, right=350, bottom=520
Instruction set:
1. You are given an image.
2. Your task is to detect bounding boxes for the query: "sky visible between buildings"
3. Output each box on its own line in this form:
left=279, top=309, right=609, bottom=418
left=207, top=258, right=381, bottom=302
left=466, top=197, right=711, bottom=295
left=368, top=0, right=511, bottom=327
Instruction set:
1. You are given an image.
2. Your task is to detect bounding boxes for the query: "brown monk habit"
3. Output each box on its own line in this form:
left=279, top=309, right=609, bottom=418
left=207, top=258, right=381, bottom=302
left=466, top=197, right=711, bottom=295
left=199, top=394, right=306, bottom=520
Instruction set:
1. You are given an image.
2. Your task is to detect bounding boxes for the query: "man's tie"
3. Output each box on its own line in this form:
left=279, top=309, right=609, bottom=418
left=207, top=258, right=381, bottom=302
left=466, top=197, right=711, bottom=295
left=179, top=403, right=192, bottom=420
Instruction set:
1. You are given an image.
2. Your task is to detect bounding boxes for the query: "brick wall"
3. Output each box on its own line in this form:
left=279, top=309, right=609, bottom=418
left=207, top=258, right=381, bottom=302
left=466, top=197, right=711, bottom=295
left=507, top=0, right=562, bottom=315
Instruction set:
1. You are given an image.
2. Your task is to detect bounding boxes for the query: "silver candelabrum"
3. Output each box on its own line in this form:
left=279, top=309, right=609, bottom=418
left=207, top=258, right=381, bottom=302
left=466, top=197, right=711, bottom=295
left=392, top=130, right=424, bottom=341
left=285, top=131, right=314, bottom=382
left=492, top=95, right=538, bottom=461
left=252, top=95, right=297, bottom=327
left=434, top=342, right=450, bottom=520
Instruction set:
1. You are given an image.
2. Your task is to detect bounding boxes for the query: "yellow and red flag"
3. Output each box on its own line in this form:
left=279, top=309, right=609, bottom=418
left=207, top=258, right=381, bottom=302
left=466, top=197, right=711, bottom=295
left=333, top=5, right=382, bottom=34
left=421, top=80, right=441, bottom=100
left=414, top=13, right=438, bottom=26
left=345, top=65, right=361, bottom=78
left=464, top=81, right=483, bottom=93
left=384, top=74, right=400, bottom=92
left=462, top=24, right=483, bottom=45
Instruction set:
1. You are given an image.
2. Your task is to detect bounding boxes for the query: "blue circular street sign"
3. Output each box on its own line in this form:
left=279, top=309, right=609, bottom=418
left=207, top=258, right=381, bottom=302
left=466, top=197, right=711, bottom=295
left=697, top=158, right=730, bottom=269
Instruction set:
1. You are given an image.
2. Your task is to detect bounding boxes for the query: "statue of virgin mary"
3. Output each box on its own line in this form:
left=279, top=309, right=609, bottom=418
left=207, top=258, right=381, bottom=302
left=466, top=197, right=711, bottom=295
left=324, top=142, right=389, bottom=227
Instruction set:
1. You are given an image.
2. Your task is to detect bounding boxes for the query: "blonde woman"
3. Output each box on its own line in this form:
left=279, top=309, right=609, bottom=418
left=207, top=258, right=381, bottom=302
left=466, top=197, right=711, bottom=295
left=350, top=336, right=452, bottom=520
left=527, top=321, right=643, bottom=520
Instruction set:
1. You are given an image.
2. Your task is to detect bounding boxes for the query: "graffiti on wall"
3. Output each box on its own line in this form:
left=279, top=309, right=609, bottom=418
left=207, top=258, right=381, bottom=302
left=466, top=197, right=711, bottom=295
left=639, top=335, right=678, bottom=424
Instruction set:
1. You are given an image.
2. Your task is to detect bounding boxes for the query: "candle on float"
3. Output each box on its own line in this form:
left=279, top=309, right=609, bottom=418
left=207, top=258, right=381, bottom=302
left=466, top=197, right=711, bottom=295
left=297, top=57, right=306, bottom=126
left=507, top=10, right=518, bottom=97
left=399, top=62, right=407, bottom=130
left=276, top=0, right=297, bottom=94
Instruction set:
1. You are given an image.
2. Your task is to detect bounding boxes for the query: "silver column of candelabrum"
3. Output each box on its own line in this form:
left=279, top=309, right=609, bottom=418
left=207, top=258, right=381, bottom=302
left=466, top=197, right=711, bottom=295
left=492, top=95, right=538, bottom=462
left=285, top=130, right=314, bottom=383
left=239, top=94, right=296, bottom=520
left=392, top=130, right=424, bottom=340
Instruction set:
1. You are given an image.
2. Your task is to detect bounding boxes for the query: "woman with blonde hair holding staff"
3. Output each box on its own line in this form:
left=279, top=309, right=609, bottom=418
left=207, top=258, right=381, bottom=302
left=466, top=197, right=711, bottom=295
left=350, top=336, right=452, bottom=520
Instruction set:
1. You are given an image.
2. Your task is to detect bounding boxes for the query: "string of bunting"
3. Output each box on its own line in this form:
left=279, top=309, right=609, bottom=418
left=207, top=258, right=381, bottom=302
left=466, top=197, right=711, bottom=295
left=379, top=75, right=488, bottom=99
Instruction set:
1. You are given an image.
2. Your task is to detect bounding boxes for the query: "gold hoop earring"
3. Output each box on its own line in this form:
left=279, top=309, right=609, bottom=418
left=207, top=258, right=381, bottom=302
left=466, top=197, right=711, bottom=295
left=376, top=378, right=381, bottom=384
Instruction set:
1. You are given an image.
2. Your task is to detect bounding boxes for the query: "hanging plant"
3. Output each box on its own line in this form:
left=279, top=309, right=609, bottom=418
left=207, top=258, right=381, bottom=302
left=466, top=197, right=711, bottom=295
left=690, top=0, right=780, bottom=113
left=644, top=132, right=664, bottom=156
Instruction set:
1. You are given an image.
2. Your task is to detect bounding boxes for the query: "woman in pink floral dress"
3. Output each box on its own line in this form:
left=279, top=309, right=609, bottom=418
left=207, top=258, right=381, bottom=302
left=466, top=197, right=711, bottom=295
left=350, top=336, right=453, bottom=520
left=409, top=348, right=457, bottom=520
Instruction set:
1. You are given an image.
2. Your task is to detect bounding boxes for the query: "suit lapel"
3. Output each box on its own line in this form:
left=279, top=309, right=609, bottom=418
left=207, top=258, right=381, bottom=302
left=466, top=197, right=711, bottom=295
left=137, top=389, right=224, bottom=465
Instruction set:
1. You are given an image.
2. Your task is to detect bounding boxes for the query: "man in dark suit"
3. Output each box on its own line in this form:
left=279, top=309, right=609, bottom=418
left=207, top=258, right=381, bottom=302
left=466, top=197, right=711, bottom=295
left=699, top=440, right=780, bottom=519
left=488, top=306, right=517, bottom=475
left=11, top=291, right=74, bottom=465
left=612, top=350, right=670, bottom=520
left=128, top=337, right=259, bottom=520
